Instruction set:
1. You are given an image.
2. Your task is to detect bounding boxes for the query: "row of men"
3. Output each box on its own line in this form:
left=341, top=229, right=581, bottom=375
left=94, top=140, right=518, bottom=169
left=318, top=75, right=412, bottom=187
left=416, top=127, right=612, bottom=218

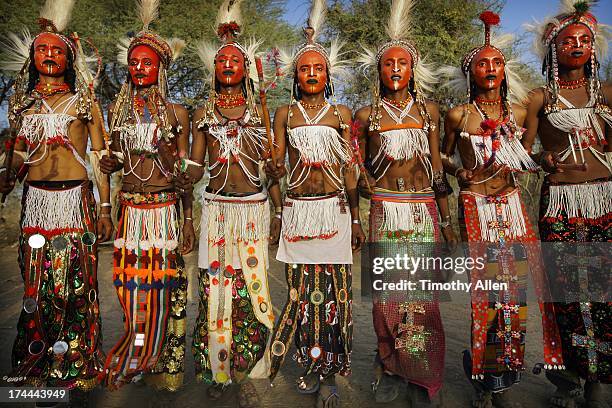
left=0, top=0, right=609, bottom=407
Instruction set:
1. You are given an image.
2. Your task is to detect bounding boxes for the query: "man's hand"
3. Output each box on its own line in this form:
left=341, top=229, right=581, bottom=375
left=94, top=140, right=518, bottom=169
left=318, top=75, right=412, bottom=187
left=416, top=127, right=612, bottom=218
left=455, top=168, right=475, bottom=186
left=0, top=170, right=16, bottom=195
left=265, top=158, right=286, bottom=180
left=174, top=172, right=194, bottom=195
left=99, top=154, right=122, bottom=175
left=358, top=173, right=376, bottom=199
left=351, top=223, right=366, bottom=251
left=539, top=151, right=564, bottom=173
left=96, top=216, right=114, bottom=242
left=442, top=225, right=458, bottom=252
left=269, top=216, right=281, bottom=245
left=181, top=220, right=195, bottom=255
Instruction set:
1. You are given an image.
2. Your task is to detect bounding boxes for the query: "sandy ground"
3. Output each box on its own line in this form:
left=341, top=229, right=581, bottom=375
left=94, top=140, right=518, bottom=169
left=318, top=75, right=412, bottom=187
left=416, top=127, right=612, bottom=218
left=0, top=187, right=609, bottom=407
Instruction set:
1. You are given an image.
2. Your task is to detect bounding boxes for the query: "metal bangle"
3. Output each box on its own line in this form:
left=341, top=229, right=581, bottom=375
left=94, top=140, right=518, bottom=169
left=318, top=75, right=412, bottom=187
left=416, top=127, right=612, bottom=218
left=352, top=219, right=361, bottom=225
left=439, top=221, right=451, bottom=228
left=274, top=214, right=282, bottom=220
left=100, top=203, right=112, bottom=208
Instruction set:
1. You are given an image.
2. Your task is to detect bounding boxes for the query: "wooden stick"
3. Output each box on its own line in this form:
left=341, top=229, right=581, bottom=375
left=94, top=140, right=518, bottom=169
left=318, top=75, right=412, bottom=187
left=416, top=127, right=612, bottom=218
left=255, top=57, right=276, bottom=163
left=72, top=32, right=111, bottom=155
left=1, top=127, right=18, bottom=204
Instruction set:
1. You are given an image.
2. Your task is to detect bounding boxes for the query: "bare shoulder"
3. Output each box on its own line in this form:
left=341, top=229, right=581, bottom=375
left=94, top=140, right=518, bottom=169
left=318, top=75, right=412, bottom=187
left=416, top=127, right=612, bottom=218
left=511, top=102, right=527, bottom=117
left=354, top=105, right=372, bottom=122
left=526, top=87, right=545, bottom=109
left=192, top=105, right=206, bottom=123
left=169, top=102, right=188, bottom=116
left=336, top=103, right=353, bottom=118
left=107, top=101, right=116, bottom=113
left=274, top=104, right=290, bottom=120
left=445, top=104, right=467, bottom=127
left=425, top=99, right=440, bottom=115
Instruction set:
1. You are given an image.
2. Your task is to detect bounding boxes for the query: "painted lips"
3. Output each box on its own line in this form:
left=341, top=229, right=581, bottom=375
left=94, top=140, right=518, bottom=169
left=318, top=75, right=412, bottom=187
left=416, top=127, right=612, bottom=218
left=391, top=74, right=401, bottom=81
left=306, top=79, right=318, bottom=84
left=485, top=74, right=497, bottom=80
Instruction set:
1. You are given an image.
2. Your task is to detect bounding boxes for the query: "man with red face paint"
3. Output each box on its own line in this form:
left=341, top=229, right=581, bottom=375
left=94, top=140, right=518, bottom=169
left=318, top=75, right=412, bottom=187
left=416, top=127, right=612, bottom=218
left=265, top=1, right=364, bottom=407
left=441, top=11, right=561, bottom=408
left=353, top=0, right=456, bottom=404
left=523, top=2, right=611, bottom=407
left=187, top=1, right=283, bottom=406
left=98, top=0, right=192, bottom=396
left=0, top=0, right=110, bottom=404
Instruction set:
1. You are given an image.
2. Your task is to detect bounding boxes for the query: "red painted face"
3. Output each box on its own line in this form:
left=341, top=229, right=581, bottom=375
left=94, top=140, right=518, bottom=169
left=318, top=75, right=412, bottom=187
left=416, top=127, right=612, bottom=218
left=296, top=50, right=328, bottom=95
left=555, top=23, right=593, bottom=70
left=379, top=47, right=412, bottom=91
left=470, top=46, right=505, bottom=91
left=215, top=45, right=245, bottom=86
left=128, top=45, right=160, bottom=87
left=33, top=33, right=68, bottom=77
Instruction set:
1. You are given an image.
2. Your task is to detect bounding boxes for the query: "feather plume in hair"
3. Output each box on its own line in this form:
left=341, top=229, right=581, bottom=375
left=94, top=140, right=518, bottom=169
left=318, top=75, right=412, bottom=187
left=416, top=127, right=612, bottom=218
left=167, top=37, right=186, bottom=60
left=559, top=0, right=596, bottom=15
left=307, top=0, right=327, bottom=42
left=385, top=0, right=415, bottom=41
left=39, top=0, right=76, bottom=32
left=137, top=0, right=160, bottom=31
left=0, top=28, right=33, bottom=73
left=216, top=0, right=244, bottom=30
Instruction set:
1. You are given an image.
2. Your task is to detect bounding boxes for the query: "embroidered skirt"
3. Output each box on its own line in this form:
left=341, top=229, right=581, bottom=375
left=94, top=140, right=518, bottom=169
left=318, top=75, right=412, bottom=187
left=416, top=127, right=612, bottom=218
left=12, top=181, right=104, bottom=391
left=459, top=188, right=563, bottom=391
left=539, top=178, right=611, bottom=383
left=270, top=192, right=353, bottom=381
left=104, top=191, right=187, bottom=391
left=193, top=191, right=274, bottom=385
left=369, top=188, right=445, bottom=398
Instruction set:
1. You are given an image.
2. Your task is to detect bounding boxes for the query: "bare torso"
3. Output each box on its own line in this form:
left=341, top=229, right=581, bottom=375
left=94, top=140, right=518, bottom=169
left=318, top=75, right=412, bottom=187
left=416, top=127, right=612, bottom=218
left=449, top=102, right=527, bottom=195
left=18, top=92, right=89, bottom=182
left=284, top=103, right=351, bottom=195
left=536, top=85, right=610, bottom=183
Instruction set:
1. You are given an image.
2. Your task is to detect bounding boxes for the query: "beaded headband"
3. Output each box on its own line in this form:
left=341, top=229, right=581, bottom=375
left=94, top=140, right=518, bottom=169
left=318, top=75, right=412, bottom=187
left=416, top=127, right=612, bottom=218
left=461, top=11, right=506, bottom=74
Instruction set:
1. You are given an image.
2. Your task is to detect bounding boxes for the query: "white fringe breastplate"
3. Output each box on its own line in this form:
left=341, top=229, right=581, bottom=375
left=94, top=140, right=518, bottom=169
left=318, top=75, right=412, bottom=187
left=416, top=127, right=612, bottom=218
left=372, top=128, right=432, bottom=181
left=464, top=128, right=539, bottom=171
left=288, top=125, right=352, bottom=166
left=118, top=123, right=159, bottom=153
left=462, top=104, right=538, bottom=172
left=17, top=94, right=86, bottom=169
left=546, top=95, right=612, bottom=172
left=207, top=110, right=267, bottom=189
left=19, top=113, right=76, bottom=144
left=22, top=184, right=84, bottom=232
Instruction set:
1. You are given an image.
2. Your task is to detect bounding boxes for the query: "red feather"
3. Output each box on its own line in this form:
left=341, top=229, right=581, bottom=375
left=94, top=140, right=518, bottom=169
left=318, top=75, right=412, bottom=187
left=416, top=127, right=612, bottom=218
left=479, top=11, right=500, bottom=27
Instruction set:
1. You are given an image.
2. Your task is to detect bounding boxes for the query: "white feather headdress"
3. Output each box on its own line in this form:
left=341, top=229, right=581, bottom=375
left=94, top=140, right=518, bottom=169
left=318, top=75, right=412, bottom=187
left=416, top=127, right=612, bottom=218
left=439, top=11, right=528, bottom=105
left=523, top=0, right=608, bottom=110
left=280, top=0, right=350, bottom=83
left=356, top=0, right=436, bottom=96
left=117, top=0, right=185, bottom=67
left=439, top=34, right=528, bottom=105
left=524, top=0, right=610, bottom=61
left=1, top=0, right=77, bottom=73
left=196, top=0, right=262, bottom=85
